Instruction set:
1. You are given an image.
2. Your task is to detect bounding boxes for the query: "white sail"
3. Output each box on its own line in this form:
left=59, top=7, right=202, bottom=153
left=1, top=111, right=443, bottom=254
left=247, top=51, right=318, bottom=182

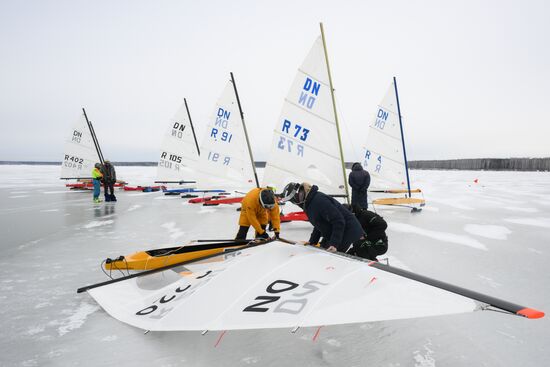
left=194, top=80, right=256, bottom=190
left=87, top=241, right=478, bottom=331
left=262, top=36, right=345, bottom=195
left=361, top=82, right=409, bottom=191
left=60, top=112, right=99, bottom=179
left=156, top=100, right=199, bottom=182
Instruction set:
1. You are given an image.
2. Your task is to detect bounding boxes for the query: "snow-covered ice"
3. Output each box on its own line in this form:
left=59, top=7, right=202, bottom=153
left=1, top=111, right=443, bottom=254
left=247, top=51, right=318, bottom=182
left=0, top=166, right=549, bottom=367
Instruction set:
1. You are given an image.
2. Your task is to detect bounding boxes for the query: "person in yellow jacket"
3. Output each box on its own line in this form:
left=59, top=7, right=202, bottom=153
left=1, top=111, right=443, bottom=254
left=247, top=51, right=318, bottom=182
left=91, top=163, right=103, bottom=203
left=235, top=187, right=281, bottom=240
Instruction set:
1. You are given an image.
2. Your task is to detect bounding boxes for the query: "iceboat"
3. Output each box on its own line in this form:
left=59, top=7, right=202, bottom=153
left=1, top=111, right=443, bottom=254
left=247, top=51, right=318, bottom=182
left=79, top=239, right=544, bottom=332
left=60, top=108, right=126, bottom=189
left=361, top=78, right=425, bottom=211
left=103, top=239, right=252, bottom=271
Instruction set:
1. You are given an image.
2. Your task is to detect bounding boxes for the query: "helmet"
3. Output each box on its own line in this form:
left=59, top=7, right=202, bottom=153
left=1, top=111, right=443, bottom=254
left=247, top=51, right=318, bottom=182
left=281, top=182, right=307, bottom=205
left=259, top=188, right=276, bottom=209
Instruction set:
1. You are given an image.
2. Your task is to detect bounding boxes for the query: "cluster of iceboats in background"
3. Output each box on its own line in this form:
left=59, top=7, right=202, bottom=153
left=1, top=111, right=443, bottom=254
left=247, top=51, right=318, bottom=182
left=64, top=24, right=543, bottom=333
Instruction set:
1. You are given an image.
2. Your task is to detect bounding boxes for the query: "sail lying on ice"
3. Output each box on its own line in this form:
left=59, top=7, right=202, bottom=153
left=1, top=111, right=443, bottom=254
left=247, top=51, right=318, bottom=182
left=156, top=98, right=199, bottom=183
left=193, top=79, right=256, bottom=190
left=361, top=79, right=425, bottom=206
left=262, top=35, right=346, bottom=196
left=85, top=241, right=530, bottom=332
left=60, top=111, right=100, bottom=179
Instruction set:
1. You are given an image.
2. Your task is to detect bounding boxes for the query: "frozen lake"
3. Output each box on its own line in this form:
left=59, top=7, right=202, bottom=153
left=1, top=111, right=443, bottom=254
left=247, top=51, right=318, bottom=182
left=1, top=165, right=549, bottom=366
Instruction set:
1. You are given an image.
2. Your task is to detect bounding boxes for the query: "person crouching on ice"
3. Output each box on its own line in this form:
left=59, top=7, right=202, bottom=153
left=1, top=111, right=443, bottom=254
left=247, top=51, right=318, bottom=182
left=235, top=187, right=281, bottom=241
left=344, top=204, right=389, bottom=261
left=92, top=163, right=103, bottom=203
left=282, top=182, right=364, bottom=253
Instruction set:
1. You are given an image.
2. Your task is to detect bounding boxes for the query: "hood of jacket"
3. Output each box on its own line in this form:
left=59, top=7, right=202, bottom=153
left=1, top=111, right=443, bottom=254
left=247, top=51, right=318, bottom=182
left=351, top=162, right=363, bottom=171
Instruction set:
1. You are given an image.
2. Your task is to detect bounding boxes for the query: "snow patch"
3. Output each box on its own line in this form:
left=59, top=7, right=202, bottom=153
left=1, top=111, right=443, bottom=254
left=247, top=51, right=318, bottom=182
left=40, top=209, right=60, bottom=212
left=127, top=204, right=141, bottom=212
left=477, top=274, right=502, bottom=288
left=9, top=195, right=29, bottom=199
left=391, top=222, right=488, bottom=250
left=198, top=208, right=217, bottom=214
left=528, top=247, right=543, bottom=254
left=101, top=335, right=119, bottom=342
left=160, top=222, right=185, bottom=240
left=84, top=220, right=114, bottom=229
left=241, top=356, right=259, bottom=364
left=326, top=338, right=342, bottom=347
left=504, top=217, right=550, bottom=228
left=57, top=302, right=99, bottom=336
left=27, top=325, right=45, bottom=335
left=413, top=339, right=435, bottom=367
left=464, top=224, right=511, bottom=240
left=502, top=206, right=539, bottom=213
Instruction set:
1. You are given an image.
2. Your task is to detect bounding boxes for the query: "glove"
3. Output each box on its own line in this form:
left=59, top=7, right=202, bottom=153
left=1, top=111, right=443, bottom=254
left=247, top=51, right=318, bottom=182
left=326, top=245, right=337, bottom=252
left=274, top=232, right=280, bottom=239
left=257, top=232, right=269, bottom=240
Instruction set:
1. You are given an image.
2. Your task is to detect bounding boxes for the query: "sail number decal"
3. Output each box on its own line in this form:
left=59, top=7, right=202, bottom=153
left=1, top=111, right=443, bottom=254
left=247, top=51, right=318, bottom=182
left=363, top=150, right=382, bottom=173
left=159, top=151, right=183, bottom=171
left=299, top=77, right=321, bottom=110
left=243, top=279, right=327, bottom=314
left=63, top=154, right=84, bottom=169
left=134, top=269, right=218, bottom=318
left=374, top=108, right=389, bottom=130
left=210, top=108, right=233, bottom=144
left=278, top=119, right=309, bottom=157
left=71, top=129, right=83, bottom=143
left=171, top=122, right=186, bottom=139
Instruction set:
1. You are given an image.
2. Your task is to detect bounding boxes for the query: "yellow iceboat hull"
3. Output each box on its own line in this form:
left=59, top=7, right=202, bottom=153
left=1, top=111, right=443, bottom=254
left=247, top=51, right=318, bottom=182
left=104, top=243, right=243, bottom=271
left=372, top=197, right=426, bottom=206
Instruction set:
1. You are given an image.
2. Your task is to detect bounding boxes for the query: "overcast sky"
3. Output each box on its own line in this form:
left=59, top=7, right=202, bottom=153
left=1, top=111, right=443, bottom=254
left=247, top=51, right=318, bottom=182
left=0, top=0, right=548, bottom=162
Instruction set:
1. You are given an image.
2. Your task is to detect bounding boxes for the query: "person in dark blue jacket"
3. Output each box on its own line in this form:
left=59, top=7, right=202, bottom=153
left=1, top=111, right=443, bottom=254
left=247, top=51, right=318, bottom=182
left=348, top=162, right=370, bottom=209
left=282, top=182, right=364, bottom=253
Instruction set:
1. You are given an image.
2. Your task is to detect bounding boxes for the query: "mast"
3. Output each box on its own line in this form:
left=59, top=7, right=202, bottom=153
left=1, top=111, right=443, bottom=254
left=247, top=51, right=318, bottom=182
left=230, top=72, right=260, bottom=188
left=393, top=77, right=412, bottom=198
left=82, top=107, right=105, bottom=166
left=184, top=98, right=201, bottom=156
left=320, top=22, right=350, bottom=204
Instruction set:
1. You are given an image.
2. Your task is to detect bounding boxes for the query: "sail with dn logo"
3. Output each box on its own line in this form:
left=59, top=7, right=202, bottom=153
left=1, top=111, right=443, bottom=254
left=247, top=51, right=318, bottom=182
left=83, top=241, right=543, bottom=331
left=362, top=78, right=426, bottom=210
left=263, top=23, right=349, bottom=198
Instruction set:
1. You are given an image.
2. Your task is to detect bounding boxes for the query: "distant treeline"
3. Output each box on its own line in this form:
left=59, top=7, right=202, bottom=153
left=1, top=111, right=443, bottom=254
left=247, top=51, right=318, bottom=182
left=409, top=158, right=550, bottom=171
left=2, top=159, right=549, bottom=171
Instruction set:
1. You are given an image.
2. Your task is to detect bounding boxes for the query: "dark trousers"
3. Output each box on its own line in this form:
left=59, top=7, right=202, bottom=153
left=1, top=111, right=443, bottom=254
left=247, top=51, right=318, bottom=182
left=235, top=224, right=267, bottom=240
left=105, top=182, right=115, bottom=196
left=349, top=238, right=388, bottom=261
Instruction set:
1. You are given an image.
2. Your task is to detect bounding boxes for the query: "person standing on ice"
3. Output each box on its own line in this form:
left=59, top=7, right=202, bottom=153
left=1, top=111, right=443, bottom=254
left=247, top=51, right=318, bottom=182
left=348, top=162, right=370, bottom=209
left=235, top=187, right=280, bottom=240
left=281, top=182, right=364, bottom=254
left=100, top=160, right=117, bottom=202
left=91, top=163, right=103, bottom=203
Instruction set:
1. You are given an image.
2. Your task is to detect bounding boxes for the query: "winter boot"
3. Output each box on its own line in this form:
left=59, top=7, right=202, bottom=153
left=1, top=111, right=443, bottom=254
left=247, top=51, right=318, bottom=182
left=105, top=194, right=111, bottom=202
left=110, top=194, right=117, bottom=202
left=93, top=197, right=102, bottom=203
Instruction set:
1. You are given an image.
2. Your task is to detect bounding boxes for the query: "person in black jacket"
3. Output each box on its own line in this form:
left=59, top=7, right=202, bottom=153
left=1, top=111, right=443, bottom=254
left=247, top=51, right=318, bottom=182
left=282, top=182, right=364, bottom=253
left=345, top=205, right=388, bottom=261
left=100, top=160, right=117, bottom=202
left=348, top=162, right=370, bottom=209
